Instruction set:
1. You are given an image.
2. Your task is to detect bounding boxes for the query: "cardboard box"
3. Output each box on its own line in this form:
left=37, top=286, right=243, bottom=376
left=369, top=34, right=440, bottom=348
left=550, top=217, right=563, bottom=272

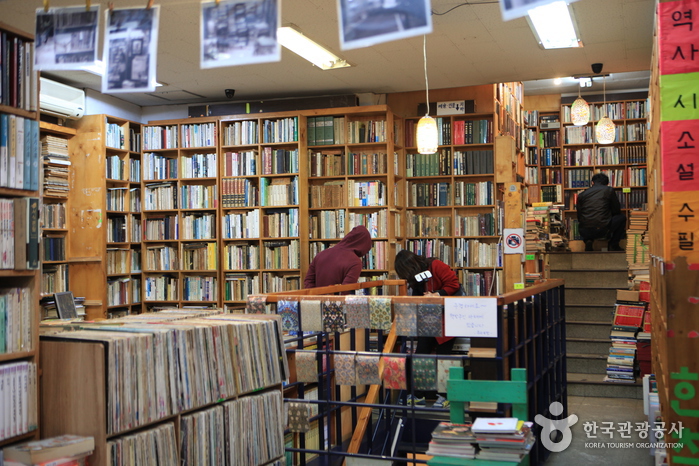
left=617, top=289, right=640, bottom=302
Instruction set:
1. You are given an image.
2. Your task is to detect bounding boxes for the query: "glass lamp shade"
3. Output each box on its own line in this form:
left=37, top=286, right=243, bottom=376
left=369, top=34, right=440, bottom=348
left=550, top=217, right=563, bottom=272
left=595, top=117, right=615, bottom=144
left=571, top=97, right=590, bottom=126
left=416, top=115, right=438, bottom=154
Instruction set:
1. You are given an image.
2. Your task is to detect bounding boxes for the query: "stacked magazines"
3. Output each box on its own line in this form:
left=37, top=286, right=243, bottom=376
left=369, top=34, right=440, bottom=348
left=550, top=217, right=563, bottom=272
left=472, top=417, right=535, bottom=462
left=426, top=422, right=476, bottom=459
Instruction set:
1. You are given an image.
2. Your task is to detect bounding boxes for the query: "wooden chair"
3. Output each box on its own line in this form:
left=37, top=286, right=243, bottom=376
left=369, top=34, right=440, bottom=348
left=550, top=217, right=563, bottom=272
left=428, top=367, right=530, bottom=466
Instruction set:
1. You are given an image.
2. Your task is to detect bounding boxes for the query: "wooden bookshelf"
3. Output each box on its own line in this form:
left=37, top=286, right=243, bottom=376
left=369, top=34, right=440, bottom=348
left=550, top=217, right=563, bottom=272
left=0, top=21, right=40, bottom=447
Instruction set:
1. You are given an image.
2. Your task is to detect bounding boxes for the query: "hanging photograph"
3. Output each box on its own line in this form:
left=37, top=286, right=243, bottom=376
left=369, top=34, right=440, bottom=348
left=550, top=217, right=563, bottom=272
left=35, top=6, right=100, bottom=71
left=499, top=0, right=580, bottom=21
left=201, top=0, right=280, bottom=69
left=338, top=0, right=432, bottom=51
left=102, top=6, right=160, bottom=93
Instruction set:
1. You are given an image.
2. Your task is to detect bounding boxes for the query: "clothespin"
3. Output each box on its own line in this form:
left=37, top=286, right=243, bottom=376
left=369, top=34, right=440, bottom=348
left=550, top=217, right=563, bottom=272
left=86, top=0, right=91, bottom=11
left=108, top=2, right=114, bottom=12
left=43, top=0, right=50, bottom=13
left=146, top=0, right=153, bottom=9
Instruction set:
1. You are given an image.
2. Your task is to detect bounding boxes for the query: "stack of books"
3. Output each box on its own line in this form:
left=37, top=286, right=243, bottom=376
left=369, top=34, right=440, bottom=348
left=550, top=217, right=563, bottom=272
left=2, top=435, right=94, bottom=466
left=626, top=210, right=650, bottom=283
left=426, top=422, right=477, bottom=459
left=606, top=300, right=646, bottom=383
left=472, top=417, right=535, bottom=462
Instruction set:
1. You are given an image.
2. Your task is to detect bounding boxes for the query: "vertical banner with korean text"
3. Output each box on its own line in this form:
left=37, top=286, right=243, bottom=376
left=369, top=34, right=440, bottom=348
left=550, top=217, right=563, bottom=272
left=658, top=2, right=699, bottom=463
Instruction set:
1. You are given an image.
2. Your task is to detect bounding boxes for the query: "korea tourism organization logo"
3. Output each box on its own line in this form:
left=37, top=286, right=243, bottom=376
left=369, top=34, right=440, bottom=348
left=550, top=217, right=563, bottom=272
left=534, top=402, right=685, bottom=453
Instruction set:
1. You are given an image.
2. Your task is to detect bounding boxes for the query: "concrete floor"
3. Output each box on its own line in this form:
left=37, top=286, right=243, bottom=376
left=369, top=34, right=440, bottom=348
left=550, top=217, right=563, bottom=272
left=544, top=396, right=657, bottom=465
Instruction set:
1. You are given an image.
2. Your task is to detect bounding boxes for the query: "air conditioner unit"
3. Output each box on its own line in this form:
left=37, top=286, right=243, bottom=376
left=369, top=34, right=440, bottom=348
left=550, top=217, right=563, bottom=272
left=40, top=77, right=85, bottom=120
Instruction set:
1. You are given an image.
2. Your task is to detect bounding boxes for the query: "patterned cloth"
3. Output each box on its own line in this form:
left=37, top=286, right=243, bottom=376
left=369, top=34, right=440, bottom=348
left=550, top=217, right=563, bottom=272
left=323, top=300, right=345, bottom=333
left=382, top=356, right=407, bottom=390
left=413, top=357, right=437, bottom=391
left=278, top=300, right=299, bottom=333
left=287, top=402, right=311, bottom=433
left=345, top=296, right=370, bottom=329
left=300, top=300, right=323, bottom=332
left=437, top=359, right=461, bottom=393
left=394, top=302, right=417, bottom=336
left=417, top=303, right=443, bottom=337
left=356, top=354, right=381, bottom=385
left=334, top=353, right=356, bottom=385
left=295, top=351, right=318, bottom=383
left=246, top=295, right=267, bottom=314
left=369, top=297, right=392, bottom=331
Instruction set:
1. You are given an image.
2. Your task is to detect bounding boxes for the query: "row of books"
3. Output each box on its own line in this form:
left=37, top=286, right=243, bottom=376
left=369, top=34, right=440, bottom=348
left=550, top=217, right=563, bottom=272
left=180, top=122, right=217, bottom=148
left=143, top=152, right=178, bottom=180
left=540, top=167, right=562, bottom=184
left=404, top=239, right=452, bottom=264
left=182, top=242, right=218, bottom=270
left=1, top=114, right=39, bottom=190
left=261, top=147, right=299, bottom=175
left=308, top=149, right=344, bottom=177
left=107, top=277, right=131, bottom=306
left=143, top=183, right=218, bottom=210
left=3, top=434, right=93, bottom=466
left=347, top=179, right=385, bottom=206
left=0, top=197, right=40, bottom=270
left=222, top=150, right=256, bottom=176
left=143, top=125, right=178, bottom=150
left=0, top=361, right=37, bottom=441
left=454, top=211, right=498, bottom=237
left=105, top=155, right=126, bottom=181
left=43, top=236, right=65, bottom=261
left=223, top=244, right=259, bottom=270
left=260, top=176, right=298, bottom=207
left=263, top=240, right=300, bottom=270
left=307, top=116, right=346, bottom=146
left=41, top=263, right=69, bottom=295
left=106, top=216, right=127, bottom=243
left=459, top=269, right=500, bottom=296
left=348, top=119, right=386, bottom=144
left=222, top=120, right=258, bottom=146
left=310, top=209, right=386, bottom=240
left=532, top=144, right=646, bottom=167
left=181, top=212, right=216, bottom=239
left=455, top=238, right=502, bottom=268
left=223, top=273, right=260, bottom=301
left=180, top=153, right=217, bottom=178
left=0, top=33, right=36, bottom=111
left=181, top=276, right=217, bottom=301
left=406, top=212, right=451, bottom=237
left=262, top=117, right=298, bottom=144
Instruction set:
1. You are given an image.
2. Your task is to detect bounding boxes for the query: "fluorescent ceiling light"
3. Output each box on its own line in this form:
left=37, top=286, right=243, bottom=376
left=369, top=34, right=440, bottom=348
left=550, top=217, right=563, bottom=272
left=579, top=77, right=592, bottom=87
left=277, top=26, right=351, bottom=70
left=527, top=1, right=582, bottom=49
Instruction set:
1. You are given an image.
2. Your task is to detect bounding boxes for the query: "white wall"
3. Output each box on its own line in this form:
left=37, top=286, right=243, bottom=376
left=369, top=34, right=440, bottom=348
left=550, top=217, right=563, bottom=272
left=142, top=105, right=190, bottom=123
left=85, top=89, right=143, bottom=122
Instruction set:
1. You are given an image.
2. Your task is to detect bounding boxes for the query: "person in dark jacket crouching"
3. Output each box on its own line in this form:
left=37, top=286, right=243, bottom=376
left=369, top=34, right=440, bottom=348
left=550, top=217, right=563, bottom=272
left=576, top=173, right=626, bottom=251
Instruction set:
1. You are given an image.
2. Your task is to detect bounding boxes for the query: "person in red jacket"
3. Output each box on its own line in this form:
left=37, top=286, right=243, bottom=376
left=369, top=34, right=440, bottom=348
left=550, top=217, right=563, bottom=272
left=304, top=225, right=373, bottom=289
left=394, top=250, right=462, bottom=407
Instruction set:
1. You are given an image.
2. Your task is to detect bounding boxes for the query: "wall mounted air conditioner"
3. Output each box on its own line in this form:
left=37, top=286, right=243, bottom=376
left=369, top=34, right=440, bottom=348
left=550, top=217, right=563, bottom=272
left=40, top=77, right=85, bottom=120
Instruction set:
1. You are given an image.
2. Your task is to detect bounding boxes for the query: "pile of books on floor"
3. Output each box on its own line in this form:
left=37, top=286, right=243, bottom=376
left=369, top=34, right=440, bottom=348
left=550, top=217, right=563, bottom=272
left=473, top=417, right=535, bottom=462
left=2, top=435, right=93, bottom=466
left=606, top=295, right=647, bottom=383
left=426, top=422, right=476, bottom=459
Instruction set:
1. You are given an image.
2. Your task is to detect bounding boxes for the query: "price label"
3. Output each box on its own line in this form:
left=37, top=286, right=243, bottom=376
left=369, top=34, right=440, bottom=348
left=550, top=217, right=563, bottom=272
left=623, top=187, right=631, bottom=193
left=514, top=283, right=525, bottom=290
left=525, top=254, right=535, bottom=260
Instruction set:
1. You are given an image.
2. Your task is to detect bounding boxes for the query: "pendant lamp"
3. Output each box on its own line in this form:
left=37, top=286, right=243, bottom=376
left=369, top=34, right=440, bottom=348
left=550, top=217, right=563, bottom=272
left=570, top=87, right=590, bottom=126
left=417, top=36, right=438, bottom=154
left=595, top=76, right=615, bottom=144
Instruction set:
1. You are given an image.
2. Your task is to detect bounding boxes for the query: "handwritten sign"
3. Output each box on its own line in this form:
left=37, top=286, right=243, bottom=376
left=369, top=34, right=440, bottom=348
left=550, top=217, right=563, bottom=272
left=437, top=100, right=466, bottom=115
left=444, top=297, right=498, bottom=338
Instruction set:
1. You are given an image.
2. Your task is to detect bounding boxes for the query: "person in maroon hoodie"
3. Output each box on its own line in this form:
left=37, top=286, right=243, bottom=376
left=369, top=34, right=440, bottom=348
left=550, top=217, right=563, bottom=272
left=304, top=225, right=373, bottom=289
left=394, top=250, right=461, bottom=408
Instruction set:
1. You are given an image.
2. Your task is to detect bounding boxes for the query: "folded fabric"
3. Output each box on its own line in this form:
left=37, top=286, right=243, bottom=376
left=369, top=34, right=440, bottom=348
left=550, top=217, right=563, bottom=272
left=334, top=353, right=356, bottom=385
left=356, top=354, right=382, bottom=385
left=413, top=357, right=437, bottom=391
left=417, top=303, right=443, bottom=337
left=278, top=299, right=299, bottom=332
left=437, top=359, right=461, bottom=393
left=369, top=297, right=392, bottom=331
left=287, top=402, right=311, bottom=433
left=345, top=296, right=370, bottom=329
left=295, top=351, right=318, bottom=383
left=394, top=302, right=417, bottom=336
left=300, top=299, right=323, bottom=332
left=323, top=300, right=345, bottom=333
left=382, top=356, right=407, bottom=390
left=246, top=295, right=267, bottom=314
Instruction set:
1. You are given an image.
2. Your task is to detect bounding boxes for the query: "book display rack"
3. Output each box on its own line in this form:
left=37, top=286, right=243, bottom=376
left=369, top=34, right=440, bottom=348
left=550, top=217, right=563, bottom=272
left=0, top=22, right=40, bottom=448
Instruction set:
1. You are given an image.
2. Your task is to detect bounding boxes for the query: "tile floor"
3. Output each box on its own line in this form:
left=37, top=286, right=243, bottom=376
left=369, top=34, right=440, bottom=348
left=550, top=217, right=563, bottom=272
left=544, top=396, right=657, bottom=465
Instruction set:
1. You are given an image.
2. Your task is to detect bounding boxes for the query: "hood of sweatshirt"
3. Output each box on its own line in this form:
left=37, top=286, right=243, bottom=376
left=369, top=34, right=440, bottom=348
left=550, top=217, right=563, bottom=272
left=337, top=225, right=372, bottom=257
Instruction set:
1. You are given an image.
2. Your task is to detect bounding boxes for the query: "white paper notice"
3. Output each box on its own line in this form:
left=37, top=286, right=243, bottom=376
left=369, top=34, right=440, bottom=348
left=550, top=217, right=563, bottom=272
left=444, top=297, right=498, bottom=338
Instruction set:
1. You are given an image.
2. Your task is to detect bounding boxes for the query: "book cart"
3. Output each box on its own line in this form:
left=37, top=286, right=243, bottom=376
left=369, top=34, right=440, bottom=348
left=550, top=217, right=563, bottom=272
left=261, top=277, right=566, bottom=465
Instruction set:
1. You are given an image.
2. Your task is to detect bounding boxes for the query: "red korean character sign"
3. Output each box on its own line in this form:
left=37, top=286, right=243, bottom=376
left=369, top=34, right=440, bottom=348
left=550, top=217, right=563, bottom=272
left=659, top=0, right=699, bottom=75
left=661, top=119, right=699, bottom=191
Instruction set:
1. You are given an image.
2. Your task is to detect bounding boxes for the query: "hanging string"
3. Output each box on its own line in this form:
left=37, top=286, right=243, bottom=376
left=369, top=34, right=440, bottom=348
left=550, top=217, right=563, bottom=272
left=423, top=35, right=429, bottom=116
left=603, top=76, right=607, bottom=117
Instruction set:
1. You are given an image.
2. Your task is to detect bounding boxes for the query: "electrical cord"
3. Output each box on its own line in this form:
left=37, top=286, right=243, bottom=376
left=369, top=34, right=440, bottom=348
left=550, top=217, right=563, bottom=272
left=431, top=1, right=499, bottom=16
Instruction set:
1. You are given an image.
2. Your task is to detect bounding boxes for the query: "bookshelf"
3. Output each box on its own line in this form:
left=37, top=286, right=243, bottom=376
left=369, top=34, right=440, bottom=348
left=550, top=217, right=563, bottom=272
left=142, top=117, right=219, bottom=312
left=397, top=83, right=525, bottom=295
left=40, top=312, right=288, bottom=466
left=306, top=106, right=404, bottom=295
left=525, top=95, right=648, bottom=241
left=0, top=22, right=40, bottom=448
left=70, top=114, right=142, bottom=319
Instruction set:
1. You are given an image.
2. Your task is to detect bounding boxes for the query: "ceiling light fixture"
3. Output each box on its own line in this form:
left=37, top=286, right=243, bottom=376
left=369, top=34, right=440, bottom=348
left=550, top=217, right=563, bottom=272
left=596, top=76, right=615, bottom=144
left=527, top=1, right=583, bottom=49
left=570, top=86, right=590, bottom=126
left=579, top=77, right=592, bottom=88
left=277, top=26, right=351, bottom=70
left=416, top=35, right=438, bottom=155
left=553, top=77, right=562, bottom=85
